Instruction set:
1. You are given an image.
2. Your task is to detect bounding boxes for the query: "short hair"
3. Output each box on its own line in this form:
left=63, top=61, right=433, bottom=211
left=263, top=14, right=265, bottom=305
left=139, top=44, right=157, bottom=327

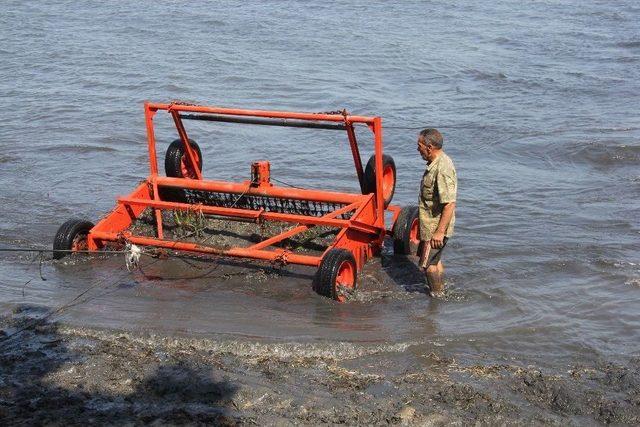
left=419, top=128, right=443, bottom=149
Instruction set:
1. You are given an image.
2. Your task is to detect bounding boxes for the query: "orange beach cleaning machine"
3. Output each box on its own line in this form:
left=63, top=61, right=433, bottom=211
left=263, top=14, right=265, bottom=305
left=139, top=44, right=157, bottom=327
left=53, top=102, right=421, bottom=301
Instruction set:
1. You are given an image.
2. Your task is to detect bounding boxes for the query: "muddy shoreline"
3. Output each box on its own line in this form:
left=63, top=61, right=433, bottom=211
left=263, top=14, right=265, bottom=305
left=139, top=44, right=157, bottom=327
left=1, top=306, right=639, bottom=425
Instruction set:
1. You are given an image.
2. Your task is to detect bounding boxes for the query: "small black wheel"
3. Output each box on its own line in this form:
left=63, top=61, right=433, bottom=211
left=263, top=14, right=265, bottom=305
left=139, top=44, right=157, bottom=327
left=393, top=206, right=420, bottom=255
left=53, top=219, right=95, bottom=259
left=362, top=154, right=396, bottom=208
left=314, top=248, right=357, bottom=302
left=165, top=138, right=203, bottom=179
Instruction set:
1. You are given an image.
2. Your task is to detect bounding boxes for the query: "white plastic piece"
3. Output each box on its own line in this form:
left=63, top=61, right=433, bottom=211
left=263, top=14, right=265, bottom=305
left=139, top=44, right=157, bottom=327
left=125, top=243, right=142, bottom=271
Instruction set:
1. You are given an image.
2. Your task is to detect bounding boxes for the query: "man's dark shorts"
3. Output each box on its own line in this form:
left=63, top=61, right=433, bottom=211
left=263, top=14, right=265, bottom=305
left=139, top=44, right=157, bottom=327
left=418, top=237, right=449, bottom=268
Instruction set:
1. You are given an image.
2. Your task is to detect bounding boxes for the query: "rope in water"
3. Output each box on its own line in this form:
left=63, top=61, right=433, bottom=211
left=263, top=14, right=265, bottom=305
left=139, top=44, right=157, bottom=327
left=0, top=245, right=262, bottom=346
left=0, top=248, right=127, bottom=254
left=0, top=258, right=155, bottom=346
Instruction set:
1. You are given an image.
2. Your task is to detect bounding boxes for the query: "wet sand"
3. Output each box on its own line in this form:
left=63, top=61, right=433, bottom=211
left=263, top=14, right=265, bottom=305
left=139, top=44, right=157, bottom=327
left=2, top=306, right=639, bottom=425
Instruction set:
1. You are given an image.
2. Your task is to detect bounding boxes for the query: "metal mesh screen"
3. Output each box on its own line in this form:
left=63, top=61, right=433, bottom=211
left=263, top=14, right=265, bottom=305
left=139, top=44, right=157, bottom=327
left=158, top=187, right=354, bottom=219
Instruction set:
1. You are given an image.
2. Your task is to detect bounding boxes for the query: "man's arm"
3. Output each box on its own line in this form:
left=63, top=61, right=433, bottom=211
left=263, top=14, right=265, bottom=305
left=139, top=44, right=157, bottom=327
left=430, top=202, right=455, bottom=249
left=430, top=164, right=457, bottom=249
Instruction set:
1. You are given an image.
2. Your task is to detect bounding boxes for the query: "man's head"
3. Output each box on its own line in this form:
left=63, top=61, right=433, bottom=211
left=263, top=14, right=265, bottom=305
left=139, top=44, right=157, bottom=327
left=417, top=128, right=443, bottom=162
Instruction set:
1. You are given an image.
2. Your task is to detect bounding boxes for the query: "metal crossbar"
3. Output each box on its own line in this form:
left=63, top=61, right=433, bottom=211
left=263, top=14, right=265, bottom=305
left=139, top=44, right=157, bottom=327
left=179, top=114, right=347, bottom=130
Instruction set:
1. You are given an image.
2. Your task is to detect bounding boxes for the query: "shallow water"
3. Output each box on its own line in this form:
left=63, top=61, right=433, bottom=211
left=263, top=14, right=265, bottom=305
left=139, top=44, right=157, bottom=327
left=0, top=0, right=639, bottom=370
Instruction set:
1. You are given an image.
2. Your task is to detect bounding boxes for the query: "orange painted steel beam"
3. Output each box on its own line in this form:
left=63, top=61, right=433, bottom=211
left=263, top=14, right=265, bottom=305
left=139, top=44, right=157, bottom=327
left=154, top=176, right=364, bottom=205
left=247, top=201, right=360, bottom=251
left=345, top=122, right=365, bottom=193
left=91, top=181, right=151, bottom=236
left=90, top=231, right=322, bottom=267
left=328, top=191, right=378, bottom=264
left=150, top=179, right=164, bottom=239
left=373, top=117, right=385, bottom=230
left=248, top=225, right=309, bottom=251
left=385, top=205, right=402, bottom=235
left=349, top=219, right=380, bottom=235
left=170, top=110, right=202, bottom=180
left=143, top=103, right=159, bottom=176
left=386, top=205, right=401, bottom=215
left=151, top=103, right=377, bottom=124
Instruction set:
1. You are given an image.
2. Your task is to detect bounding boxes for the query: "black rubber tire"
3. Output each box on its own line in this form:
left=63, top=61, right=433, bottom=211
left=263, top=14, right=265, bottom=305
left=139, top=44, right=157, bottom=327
left=314, top=248, right=358, bottom=301
left=362, top=154, right=396, bottom=208
left=53, top=219, right=95, bottom=260
left=157, top=185, right=188, bottom=203
left=164, top=138, right=203, bottom=178
left=393, top=205, right=419, bottom=255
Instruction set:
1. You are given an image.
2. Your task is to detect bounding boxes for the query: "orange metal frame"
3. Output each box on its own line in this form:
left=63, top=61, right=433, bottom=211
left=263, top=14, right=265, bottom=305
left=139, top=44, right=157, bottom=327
left=87, top=102, right=401, bottom=271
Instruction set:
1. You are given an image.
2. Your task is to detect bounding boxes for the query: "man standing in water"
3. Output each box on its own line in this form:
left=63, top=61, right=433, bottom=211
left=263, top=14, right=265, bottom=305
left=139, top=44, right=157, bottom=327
left=417, top=129, right=457, bottom=297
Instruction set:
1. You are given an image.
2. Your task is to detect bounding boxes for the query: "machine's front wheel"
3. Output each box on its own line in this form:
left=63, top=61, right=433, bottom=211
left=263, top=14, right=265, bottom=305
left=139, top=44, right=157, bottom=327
left=314, top=248, right=357, bottom=302
left=362, top=154, right=396, bottom=208
left=393, top=206, right=420, bottom=255
left=53, top=219, right=95, bottom=259
left=165, top=138, right=203, bottom=179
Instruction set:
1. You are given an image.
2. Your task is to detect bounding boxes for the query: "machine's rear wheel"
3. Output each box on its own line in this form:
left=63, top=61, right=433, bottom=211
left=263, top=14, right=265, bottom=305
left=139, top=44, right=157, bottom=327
left=362, top=154, right=396, bottom=208
left=315, top=249, right=357, bottom=302
left=162, top=138, right=202, bottom=202
left=393, top=206, right=420, bottom=255
left=157, top=186, right=188, bottom=203
left=165, top=138, right=202, bottom=179
left=53, top=219, right=95, bottom=259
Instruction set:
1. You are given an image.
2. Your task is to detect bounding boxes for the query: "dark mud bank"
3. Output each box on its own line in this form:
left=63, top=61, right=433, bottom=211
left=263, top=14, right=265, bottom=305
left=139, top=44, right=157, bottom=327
left=1, top=307, right=639, bottom=425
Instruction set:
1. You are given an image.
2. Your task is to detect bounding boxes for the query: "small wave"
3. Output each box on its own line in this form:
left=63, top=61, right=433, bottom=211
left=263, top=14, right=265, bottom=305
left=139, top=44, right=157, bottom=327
left=509, top=77, right=554, bottom=90
left=626, top=278, right=640, bottom=287
left=40, top=144, right=119, bottom=154
left=564, top=141, right=640, bottom=167
left=61, top=326, right=422, bottom=361
left=492, top=36, right=510, bottom=44
left=581, top=126, right=640, bottom=134
left=221, top=75, right=251, bottom=84
left=164, top=83, right=189, bottom=93
left=0, top=155, right=17, bottom=164
left=617, top=40, right=640, bottom=49
left=616, top=56, right=639, bottom=63
left=203, top=19, right=226, bottom=26
left=465, top=69, right=507, bottom=82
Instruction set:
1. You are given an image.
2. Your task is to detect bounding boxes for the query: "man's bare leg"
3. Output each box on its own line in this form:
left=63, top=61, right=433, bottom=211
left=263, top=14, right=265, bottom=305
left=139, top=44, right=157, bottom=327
left=419, top=242, right=445, bottom=297
left=426, top=261, right=445, bottom=298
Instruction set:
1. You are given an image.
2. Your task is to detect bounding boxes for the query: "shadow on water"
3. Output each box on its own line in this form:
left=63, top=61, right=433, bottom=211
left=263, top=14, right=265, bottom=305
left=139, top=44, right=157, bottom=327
left=382, top=254, right=429, bottom=294
left=0, top=304, right=240, bottom=425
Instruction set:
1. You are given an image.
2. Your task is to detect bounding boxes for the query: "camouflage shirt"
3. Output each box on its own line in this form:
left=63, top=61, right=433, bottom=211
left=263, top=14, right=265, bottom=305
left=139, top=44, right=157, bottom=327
left=419, top=151, right=457, bottom=240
